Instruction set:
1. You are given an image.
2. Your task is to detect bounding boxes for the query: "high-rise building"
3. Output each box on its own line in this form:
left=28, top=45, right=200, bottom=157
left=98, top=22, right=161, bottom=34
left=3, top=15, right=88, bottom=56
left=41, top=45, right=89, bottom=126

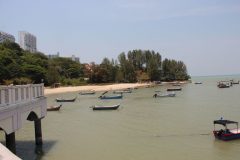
left=0, top=31, right=15, bottom=43
left=18, top=31, right=37, bottom=53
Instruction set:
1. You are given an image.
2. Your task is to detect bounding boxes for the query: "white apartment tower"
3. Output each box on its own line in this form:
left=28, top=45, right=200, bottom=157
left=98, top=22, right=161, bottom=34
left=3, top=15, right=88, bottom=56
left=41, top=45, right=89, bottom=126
left=18, top=31, right=37, bottom=53
left=0, top=31, right=15, bottom=43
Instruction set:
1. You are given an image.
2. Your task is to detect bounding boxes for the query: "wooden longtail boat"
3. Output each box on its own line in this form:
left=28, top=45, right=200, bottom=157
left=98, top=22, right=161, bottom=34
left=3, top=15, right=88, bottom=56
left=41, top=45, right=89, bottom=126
left=47, top=104, right=62, bottom=111
left=167, top=88, right=182, bottom=91
left=79, top=90, right=95, bottom=95
left=113, top=89, right=132, bottom=94
left=153, top=92, right=176, bottom=98
left=92, top=104, right=120, bottom=110
left=213, top=119, right=240, bottom=141
left=99, top=94, right=123, bottom=100
left=217, top=83, right=230, bottom=88
left=56, top=97, right=77, bottom=102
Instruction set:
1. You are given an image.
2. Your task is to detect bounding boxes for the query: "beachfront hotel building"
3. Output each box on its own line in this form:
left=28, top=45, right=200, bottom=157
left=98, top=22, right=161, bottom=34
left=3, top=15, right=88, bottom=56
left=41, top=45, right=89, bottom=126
left=18, top=31, right=37, bottom=53
left=0, top=31, right=15, bottom=43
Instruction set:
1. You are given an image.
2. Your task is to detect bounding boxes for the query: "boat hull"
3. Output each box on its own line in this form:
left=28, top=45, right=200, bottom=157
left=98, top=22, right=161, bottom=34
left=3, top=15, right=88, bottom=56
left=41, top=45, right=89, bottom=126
left=47, top=105, right=62, bottom=111
left=167, top=88, right=182, bottom=91
left=213, top=131, right=240, bottom=141
left=156, top=94, right=176, bottom=97
left=56, top=98, right=76, bottom=102
left=93, top=105, right=120, bottom=110
left=113, top=90, right=131, bottom=94
left=79, top=91, right=95, bottom=95
left=99, top=95, right=123, bottom=100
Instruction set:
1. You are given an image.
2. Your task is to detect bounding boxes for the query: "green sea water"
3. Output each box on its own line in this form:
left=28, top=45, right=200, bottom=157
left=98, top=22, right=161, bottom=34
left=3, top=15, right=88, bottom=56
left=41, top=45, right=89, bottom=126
left=1, top=75, right=240, bottom=160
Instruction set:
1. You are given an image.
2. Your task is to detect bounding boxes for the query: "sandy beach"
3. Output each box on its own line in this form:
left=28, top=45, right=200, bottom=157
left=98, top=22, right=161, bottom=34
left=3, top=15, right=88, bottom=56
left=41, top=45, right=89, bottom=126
left=44, top=83, right=151, bottom=95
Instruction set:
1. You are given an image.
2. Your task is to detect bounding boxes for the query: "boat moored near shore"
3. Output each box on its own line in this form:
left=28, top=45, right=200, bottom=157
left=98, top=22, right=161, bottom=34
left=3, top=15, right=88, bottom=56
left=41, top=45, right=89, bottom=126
left=99, top=94, right=123, bottom=100
left=113, top=89, right=132, bottom=94
left=167, top=88, right=182, bottom=91
left=153, top=92, right=176, bottom=98
left=47, top=104, right=62, bottom=111
left=79, top=90, right=96, bottom=95
left=56, top=97, right=77, bottom=102
left=92, top=104, right=120, bottom=110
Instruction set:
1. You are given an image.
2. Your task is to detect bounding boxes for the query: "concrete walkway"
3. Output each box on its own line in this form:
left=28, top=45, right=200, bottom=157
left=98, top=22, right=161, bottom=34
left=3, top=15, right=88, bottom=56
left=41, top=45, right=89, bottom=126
left=0, top=143, right=21, bottom=160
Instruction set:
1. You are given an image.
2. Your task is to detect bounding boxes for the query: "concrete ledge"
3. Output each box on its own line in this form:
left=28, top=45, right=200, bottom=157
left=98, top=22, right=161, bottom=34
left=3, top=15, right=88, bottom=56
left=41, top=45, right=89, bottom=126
left=0, top=143, right=21, bottom=160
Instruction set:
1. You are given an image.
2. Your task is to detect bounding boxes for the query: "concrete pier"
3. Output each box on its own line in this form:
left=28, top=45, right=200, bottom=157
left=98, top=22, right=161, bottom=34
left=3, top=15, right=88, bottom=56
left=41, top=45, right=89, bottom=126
left=0, top=84, right=47, bottom=155
left=5, top=132, right=16, bottom=154
left=34, top=119, right=43, bottom=145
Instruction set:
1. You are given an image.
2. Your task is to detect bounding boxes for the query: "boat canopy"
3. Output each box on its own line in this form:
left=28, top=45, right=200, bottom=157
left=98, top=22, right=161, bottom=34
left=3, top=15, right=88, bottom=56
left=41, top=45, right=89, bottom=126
left=214, top=120, right=238, bottom=126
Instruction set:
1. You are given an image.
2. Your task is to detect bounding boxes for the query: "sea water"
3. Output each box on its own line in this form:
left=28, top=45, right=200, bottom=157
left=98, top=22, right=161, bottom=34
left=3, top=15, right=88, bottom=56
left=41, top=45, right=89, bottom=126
left=1, top=75, right=240, bottom=160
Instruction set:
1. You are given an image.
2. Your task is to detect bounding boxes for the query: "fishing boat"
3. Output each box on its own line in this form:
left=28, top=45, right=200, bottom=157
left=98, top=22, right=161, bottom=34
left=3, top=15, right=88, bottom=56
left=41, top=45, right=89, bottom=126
left=79, top=90, right=95, bottom=95
left=113, top=89, right=132, bottom=94
left=232, top=81, right=240, bottom=85
left=99, top=94, right=123, bottom=100
left=217, top=82, right=230, bottom=88
left=56, top=97, right=77, bottom=102
left=47, top=104, right=62, bottom=111
left=92, top=104, right=120, bottom=110
left=167, top=88, right=182, bottom=91
left=213, top=119, right=240, bottom=141
left=153, top=92, right=176, bottom=98
left=230, top=80, right=239, bottom=85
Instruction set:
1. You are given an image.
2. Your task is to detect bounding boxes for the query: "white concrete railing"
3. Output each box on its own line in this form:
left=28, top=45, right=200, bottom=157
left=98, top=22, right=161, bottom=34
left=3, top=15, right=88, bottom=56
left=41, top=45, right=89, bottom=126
left=0, top=83, right=44, bottom=107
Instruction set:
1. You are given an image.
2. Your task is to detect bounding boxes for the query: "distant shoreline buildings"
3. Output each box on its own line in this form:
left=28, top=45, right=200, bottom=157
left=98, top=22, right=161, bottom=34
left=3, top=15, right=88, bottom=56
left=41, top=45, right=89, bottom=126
left=0, top=31, right=15, bottom=43
left=0, top=30, right=80, bottom=63
left=48, top=52, right=80, bottom=63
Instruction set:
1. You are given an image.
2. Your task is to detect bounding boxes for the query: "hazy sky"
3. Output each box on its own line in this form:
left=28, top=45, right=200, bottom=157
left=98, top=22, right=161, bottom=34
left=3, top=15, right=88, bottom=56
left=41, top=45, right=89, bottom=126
left=1, top=0, right=240, bottom=76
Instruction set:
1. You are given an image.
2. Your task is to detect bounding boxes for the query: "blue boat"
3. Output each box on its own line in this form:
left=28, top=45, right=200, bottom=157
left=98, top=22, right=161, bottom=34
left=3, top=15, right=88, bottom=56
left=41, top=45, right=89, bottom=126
left=99, top=94, right=123, bottom=100
left=213, top=119, right=240, bottom=141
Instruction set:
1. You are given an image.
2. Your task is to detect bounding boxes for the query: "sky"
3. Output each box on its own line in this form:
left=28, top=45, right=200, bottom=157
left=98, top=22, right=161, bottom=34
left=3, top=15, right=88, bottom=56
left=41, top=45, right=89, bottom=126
left=0, top=0, right=240, bottom=76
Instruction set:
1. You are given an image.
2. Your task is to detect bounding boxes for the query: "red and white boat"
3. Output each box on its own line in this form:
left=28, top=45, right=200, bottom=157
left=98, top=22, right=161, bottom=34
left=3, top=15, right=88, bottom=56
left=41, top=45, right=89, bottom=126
left=213, top=119, right=240, bottom=141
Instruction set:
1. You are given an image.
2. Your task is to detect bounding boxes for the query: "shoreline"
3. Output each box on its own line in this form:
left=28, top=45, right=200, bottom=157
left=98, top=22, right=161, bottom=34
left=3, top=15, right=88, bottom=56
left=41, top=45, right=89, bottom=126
left=45, top=83, right=150, bottom=95
left=44, top=81, right=191, bottom=95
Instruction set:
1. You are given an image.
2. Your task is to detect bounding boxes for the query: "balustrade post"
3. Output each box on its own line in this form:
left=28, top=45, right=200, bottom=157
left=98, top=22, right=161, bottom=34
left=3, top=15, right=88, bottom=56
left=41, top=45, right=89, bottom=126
left=5, top=89, right=9, bottom=104
left=23, top=87, right=26, bottom=101
left=17, top=87, right=20, bottom=103
left=11, top=87, right=14, bottom=104
left=29, top=84, right=32, bottom=100
left=0, top=89, right=3, bottom=105
left=41, top=84, right=44, bottom=96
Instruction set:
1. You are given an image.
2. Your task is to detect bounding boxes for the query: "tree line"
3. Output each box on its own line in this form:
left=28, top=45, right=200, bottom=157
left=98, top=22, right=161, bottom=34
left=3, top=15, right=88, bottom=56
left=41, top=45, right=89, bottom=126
left=0, top=41, right=190, bottom=86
